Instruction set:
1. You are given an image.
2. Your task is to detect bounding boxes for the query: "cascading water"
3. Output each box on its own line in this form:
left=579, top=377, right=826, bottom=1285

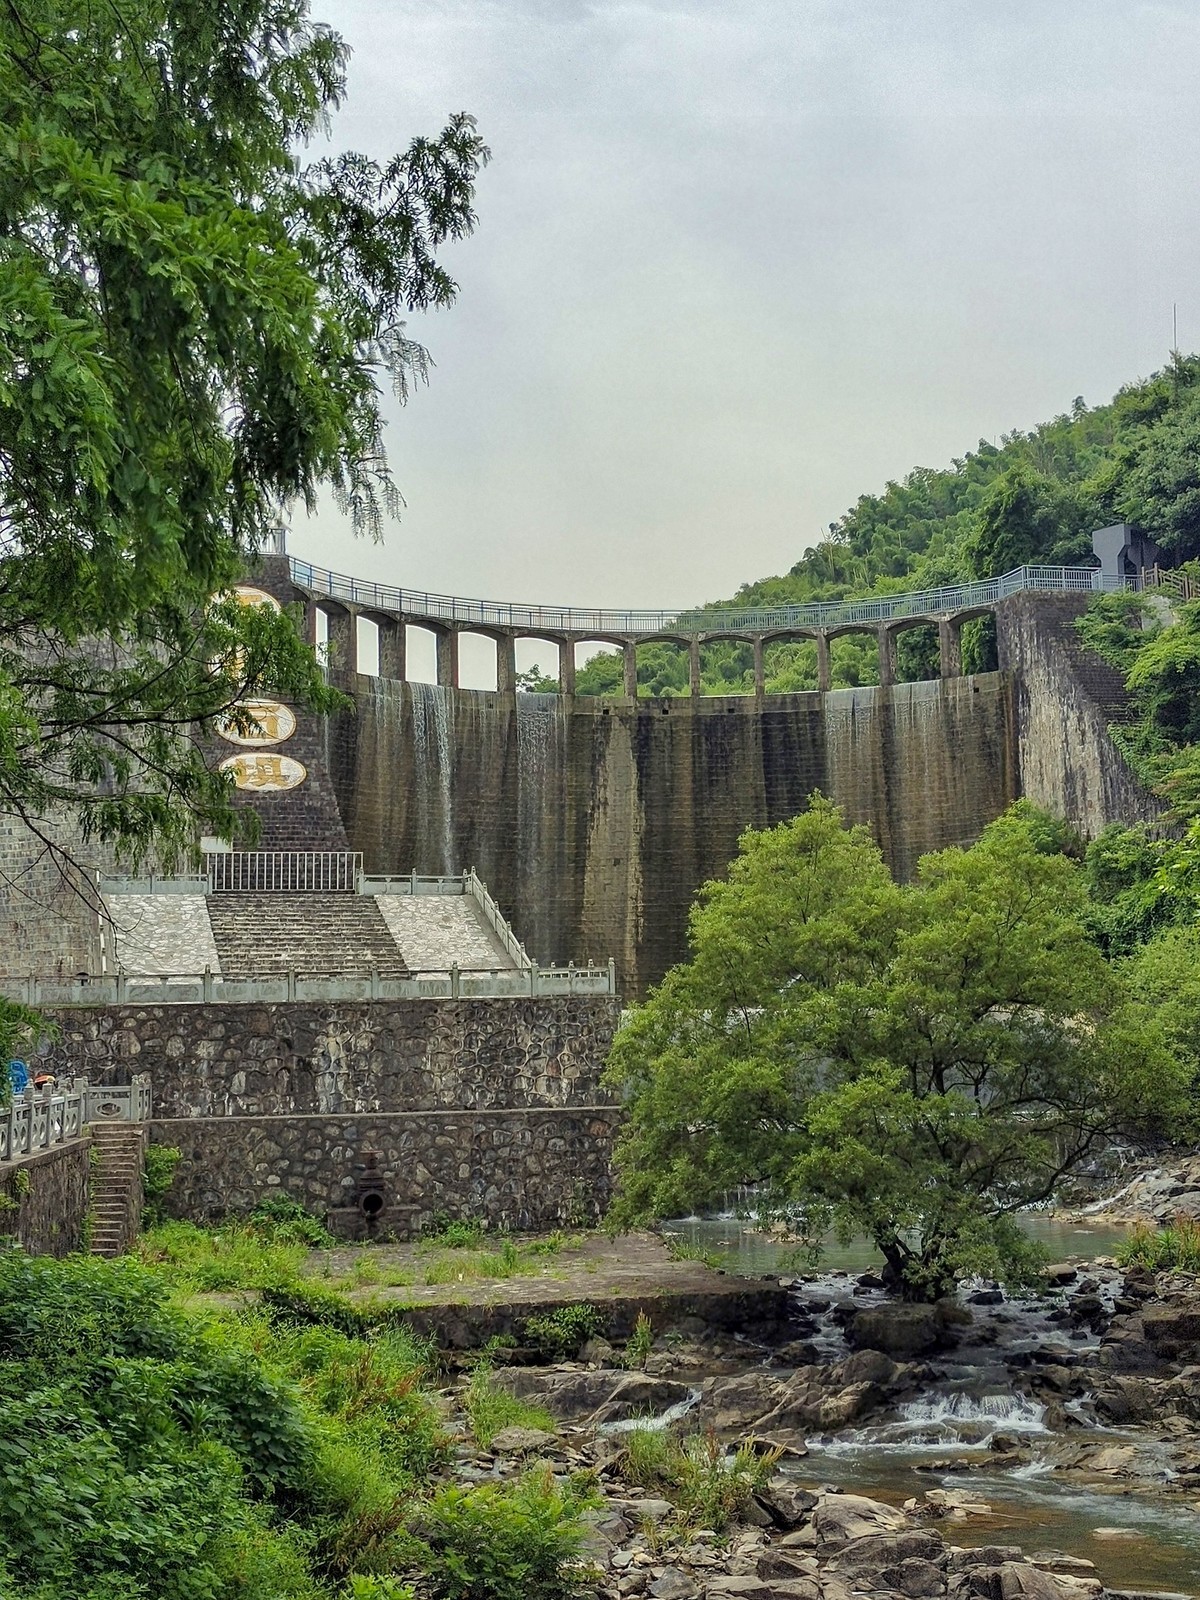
left=597, top=1389, right=703, bottom=1436
left=407, top=682, right=455, bottom=874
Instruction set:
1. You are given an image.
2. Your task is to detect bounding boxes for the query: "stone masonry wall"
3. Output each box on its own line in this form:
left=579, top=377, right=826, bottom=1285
left=41, top=996, right=620, bottom=1119
left=0, top=1136, right=93, bottom=1257
left=331, top=673, right=1017, bottom=996
left=994, top=593, right=1163, bottom=838
left=151, top=1108, right=621, bottom=1233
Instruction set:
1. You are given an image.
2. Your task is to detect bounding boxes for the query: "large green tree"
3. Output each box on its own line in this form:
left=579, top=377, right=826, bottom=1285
left=608, top=799, right=1181, bottom=1299
left=0, top=0, right=487, bottom=869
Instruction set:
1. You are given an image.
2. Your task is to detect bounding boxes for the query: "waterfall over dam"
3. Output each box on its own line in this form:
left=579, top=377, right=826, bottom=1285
left=329, top=672, right=1017, bottom=996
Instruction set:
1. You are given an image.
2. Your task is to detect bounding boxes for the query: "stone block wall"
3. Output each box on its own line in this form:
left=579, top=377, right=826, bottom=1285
left=37, top=995, right=621, bottom=1235
left=41, top=996, right=620, bottom=1118
left=0, top=1136, right=93, bottom=1257
left=151, top=1108, right=621, bottom=1234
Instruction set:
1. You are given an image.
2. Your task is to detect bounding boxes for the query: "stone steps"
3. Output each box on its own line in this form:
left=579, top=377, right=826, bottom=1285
left=89, top=1124, right=146, bottom=1257
left=207, top=893, right=409, bottom=976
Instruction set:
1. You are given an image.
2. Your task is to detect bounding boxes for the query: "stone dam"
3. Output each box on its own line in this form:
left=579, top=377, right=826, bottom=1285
left=0, top=545, right=1164, bottom=1237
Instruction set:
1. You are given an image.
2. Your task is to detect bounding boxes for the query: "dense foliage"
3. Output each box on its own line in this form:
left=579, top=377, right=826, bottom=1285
left=608, top=799, right=1184, bottom=1299
left=0, top=1246, right=591, bottom=1600
left=0, top=0, right=487, bottom=870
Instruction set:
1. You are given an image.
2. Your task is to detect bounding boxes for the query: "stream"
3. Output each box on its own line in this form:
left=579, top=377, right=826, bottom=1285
left=666, top=1215, right=1200, bottom=1596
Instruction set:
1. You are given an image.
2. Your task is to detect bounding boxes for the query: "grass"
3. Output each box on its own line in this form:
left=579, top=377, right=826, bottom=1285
left=463, top=1362, right=557, bottom=1449
left=142, top=1217, right=579, bottom=1300
left=1116, top=1216, right=1200, bottom=1272
left=661, top=1234, right=725, bottom=1271
left=138, top=1219, right=310, bottom=1290
left=619, top=1428, right=781, bottom=1532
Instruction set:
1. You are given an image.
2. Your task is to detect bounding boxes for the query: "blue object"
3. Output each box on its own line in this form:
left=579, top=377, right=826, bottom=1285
left=8, top=1060, right=28, bottom=1095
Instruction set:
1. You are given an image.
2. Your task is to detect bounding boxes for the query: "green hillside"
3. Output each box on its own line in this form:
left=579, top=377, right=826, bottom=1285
left=560, top=352, right=1200, bottom=696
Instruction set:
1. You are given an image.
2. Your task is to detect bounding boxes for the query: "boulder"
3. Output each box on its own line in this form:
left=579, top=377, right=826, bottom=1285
left=832, top=1530, right=948, bottom=1569
left=846, top=1304, right=953, bottom=1358
left=1042, top=1264, right=1079, bottom=1287
left=752, top=1483, right=817, bottom=1529
left=647, top=1569, right=697, bottom=1600
left=1080, top=1443, right=1140, bottom=1474
left=495, top=1367, right=693, bottom=1422
left=1092, top=1375, right=1163, bottom=1425
left=811, top=1493, right=908, bottom=1551
left=488, top=1425, right=558, bottom=1455
left=621, top=1498, right=676, bottom=1524
left=949, top=1549, right=1024, bottom=1572
left=1142, top=1306, right=1200, bottom=1345
left=580, top=1337, right=618, bottom=1366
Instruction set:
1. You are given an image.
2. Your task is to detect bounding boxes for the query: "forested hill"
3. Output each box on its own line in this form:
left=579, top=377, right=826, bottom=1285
left=569, top=353, right=1200, bottom=696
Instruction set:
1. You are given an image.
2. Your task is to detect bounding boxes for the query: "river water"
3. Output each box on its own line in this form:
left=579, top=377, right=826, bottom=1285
left=665, top=1215, right=1200, bottom=1595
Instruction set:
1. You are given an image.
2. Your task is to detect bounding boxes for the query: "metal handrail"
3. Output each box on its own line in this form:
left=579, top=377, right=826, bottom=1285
left=207, top=851, right=363, bottom=893
left=289, top=557, right=1129, bottom=637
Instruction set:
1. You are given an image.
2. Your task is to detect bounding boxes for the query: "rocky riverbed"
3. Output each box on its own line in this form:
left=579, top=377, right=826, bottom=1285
left=435, top=1255, right=1200, bottom=1600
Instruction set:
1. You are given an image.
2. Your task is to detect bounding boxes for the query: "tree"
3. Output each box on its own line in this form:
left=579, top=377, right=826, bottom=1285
left=1120, top=389, right=1200, bottom=558
left=0, top=0, right=488, bottom=870
left=607, top=799, right=1180, bottom=1299
left=966, top=466, right=1094, bottom=578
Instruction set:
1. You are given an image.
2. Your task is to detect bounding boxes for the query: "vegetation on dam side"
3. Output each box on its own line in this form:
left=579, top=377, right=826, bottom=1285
left=530, top=353, right=1200, bottom=698
left=608, top=797, right=1200, bottom=1300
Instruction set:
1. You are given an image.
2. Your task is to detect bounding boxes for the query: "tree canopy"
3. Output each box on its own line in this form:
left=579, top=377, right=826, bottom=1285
left=607, top=799, right=1183, bottom=1299
left=0, top=0, right=487, bottom=868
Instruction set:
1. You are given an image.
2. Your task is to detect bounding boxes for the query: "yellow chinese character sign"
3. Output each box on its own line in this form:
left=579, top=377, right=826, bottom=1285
left=215, top=699, right=297, bottom=748
left=219, top=752, right=307, bottom=792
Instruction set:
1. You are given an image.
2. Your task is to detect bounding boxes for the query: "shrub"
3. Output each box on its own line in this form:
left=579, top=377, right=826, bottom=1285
left=260, top=1281, right=367, bottom=1336
left=408, top=1468, right=595, bottom=1600
left=1117, top=1217, right=1200, bottom=1273
left=143, top=1145, right=182, bottom=1228
left=523, top=1304, right=603, bottom=1361
left=250, top=1194, right=335, bottom=1248
left=423, top=1214, right=486, bottom=1249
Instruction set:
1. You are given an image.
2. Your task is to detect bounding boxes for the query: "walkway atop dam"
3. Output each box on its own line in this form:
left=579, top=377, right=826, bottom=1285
left=287, top=551, right=1137, bottom=695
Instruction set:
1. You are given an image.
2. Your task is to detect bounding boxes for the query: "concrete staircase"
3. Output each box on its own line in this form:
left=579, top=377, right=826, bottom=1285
left=89, top=1123, right=147, bottom=1257
left=207, top=893, right=409, bottom=976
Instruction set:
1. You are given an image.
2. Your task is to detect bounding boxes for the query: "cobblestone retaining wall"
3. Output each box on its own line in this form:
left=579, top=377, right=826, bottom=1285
left=0, top=1136, right=92, bottom=1257
left=151, top=1108, right=621, bottom=1235
left=41, top=996, right=620, bottom=1119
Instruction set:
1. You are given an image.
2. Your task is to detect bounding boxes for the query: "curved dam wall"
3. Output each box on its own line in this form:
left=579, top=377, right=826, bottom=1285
left=330, top=671, right=1017, bottom=996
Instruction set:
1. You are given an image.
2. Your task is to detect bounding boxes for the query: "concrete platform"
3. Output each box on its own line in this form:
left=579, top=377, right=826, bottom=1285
left=306, top=1231, right=793, bottom=1348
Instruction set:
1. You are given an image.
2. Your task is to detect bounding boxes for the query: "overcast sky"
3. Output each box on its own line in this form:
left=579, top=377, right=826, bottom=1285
left=298, top=0, right=1200, bottom=626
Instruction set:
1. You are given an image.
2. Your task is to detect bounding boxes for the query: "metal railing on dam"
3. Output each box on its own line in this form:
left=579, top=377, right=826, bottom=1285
left=289, top=556, right=1124, bottom=636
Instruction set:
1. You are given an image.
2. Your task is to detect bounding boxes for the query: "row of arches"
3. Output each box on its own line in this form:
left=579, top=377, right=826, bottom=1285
left=305, top=602, right=992, bottom=696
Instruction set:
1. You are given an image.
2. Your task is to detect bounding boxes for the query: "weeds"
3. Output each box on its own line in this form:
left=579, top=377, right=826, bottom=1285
left=138, top=1219, right=309, bottom=1290
left=463, top=1362, right=555, bottom=1448
left=623, top=1310, right=654, bottom=1369
left=662, top=1234, right=725, bottom=1271
left=618, top=1428, right=780, bottom=1531
left=1117, top=1216, right=1200, bottom=1272
left=423, top=1214, right=486, bottom=1249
